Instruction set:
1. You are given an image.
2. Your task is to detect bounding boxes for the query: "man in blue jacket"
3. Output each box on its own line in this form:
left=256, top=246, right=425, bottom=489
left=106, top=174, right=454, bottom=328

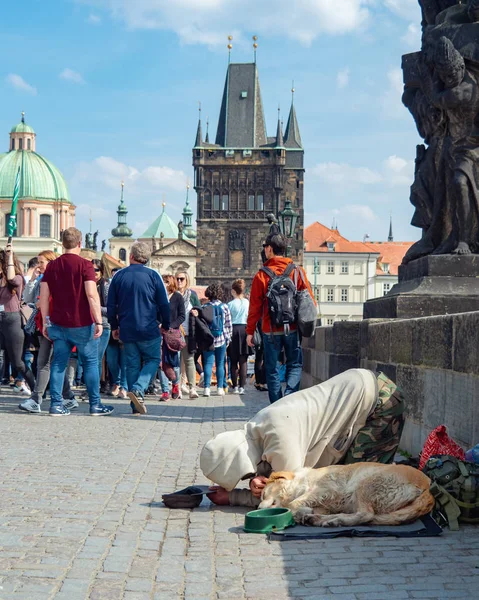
left=107, top=242, right=170, bottom=414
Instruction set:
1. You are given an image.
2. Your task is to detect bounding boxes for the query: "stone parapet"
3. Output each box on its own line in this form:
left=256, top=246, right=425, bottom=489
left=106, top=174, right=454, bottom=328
left=302, top=312, right=479, bottom=455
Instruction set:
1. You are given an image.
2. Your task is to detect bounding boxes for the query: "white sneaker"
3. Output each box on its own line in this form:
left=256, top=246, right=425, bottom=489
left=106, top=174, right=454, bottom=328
left=13, top=382, right=31, bottom=396
left=238, top=387, right=245, bottom=395
left=63, top=398, right=79, bottom=411
left=203, top=387, right=210, bottom=397
left=233, top=387, right=239, bottom=394
left=217, top=388, right=225, bottom=396
left=189, top=388, right=199, bottom=399
left=19, top=398, right=41, bottom=413
left=181, top=384, right=190, bottom=396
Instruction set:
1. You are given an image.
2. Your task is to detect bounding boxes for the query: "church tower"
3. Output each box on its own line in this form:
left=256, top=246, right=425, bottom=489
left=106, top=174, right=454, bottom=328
left=193, top=60, right=304, bottom=286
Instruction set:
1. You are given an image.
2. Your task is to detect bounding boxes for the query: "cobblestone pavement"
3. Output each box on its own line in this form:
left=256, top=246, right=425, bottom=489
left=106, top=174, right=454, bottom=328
left=1, top=386, right=478, bottom=600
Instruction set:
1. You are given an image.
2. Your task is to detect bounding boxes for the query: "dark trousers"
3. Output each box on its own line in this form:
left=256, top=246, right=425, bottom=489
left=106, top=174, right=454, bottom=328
left=0, top=312, right=35, bottom=390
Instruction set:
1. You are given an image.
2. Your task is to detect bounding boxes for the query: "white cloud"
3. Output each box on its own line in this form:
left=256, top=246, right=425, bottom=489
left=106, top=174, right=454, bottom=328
left=344, top=204, right=377, bottom=221
left=87, top=13, right=101, bottom=24
left=383, top=0, right=420, bottom=21
left=383, top=155, right=414, bottom=186
left=381, top=67, right=406, bottom=119
left=313, top=162, right=382, bottom=185
left=76, top=204, right=111, bottom=219
left=6, top=74, right=37, bottom=95
left=401, top=23, right=420, bottom=48
left=78, top=0, right=372, bottom=45
left=60, top=68, right=85, bottom=84
left=337, top=68, right=350, bottom=89
left=74, top=156, right=187, bottom=192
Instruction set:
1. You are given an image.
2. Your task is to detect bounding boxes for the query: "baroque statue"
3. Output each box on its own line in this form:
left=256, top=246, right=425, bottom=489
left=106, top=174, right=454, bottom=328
left=403, top=0, right=479, bottom=263
left=101, top=239, right=106, bottom=252
left=93, top=231, right=99, bottom=252
left=85, top=232, right=92, bottom=249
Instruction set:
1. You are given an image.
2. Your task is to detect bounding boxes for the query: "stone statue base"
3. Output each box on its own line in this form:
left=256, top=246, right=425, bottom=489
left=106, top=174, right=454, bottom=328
left=363, top=255, right=479, bottom=319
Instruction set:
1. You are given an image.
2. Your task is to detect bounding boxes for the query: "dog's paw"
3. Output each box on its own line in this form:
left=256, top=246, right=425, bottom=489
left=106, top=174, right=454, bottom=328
left=318, top=516, right=345, bottom=527
left=293, top=507, right=313, bottom=523
left=301, top=514, right=326, bottom=527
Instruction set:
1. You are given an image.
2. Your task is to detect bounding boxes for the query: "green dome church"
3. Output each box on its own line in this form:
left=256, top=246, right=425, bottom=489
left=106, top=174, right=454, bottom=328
left=0, top=113, right=75, bottom=263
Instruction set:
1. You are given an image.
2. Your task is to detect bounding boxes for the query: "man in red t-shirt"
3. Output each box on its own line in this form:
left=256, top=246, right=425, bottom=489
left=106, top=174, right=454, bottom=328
left=40, top=228, right=114, bottom=417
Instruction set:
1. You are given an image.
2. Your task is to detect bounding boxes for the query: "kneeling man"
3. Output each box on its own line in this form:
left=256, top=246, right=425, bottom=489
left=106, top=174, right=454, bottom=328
left=200, top=369, right=405, bottom=507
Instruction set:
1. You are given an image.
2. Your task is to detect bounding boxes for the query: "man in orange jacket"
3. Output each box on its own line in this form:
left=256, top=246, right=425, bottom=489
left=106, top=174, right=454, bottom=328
left=246, top=233, right=315, bottom=403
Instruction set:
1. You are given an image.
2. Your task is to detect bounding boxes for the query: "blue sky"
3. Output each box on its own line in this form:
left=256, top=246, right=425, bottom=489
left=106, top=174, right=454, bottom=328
left=1, top=0, right=424, bottom=246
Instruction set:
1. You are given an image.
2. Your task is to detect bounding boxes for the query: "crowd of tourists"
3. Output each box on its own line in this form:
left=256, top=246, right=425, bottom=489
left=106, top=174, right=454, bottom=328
left=0, top=227, right=314, bottom=416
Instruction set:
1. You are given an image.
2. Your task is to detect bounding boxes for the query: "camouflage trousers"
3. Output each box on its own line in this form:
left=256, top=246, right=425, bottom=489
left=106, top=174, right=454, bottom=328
left=343, top=372, right=406, bottom=465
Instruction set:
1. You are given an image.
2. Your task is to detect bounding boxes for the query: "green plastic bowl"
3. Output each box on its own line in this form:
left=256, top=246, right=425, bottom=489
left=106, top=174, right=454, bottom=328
left=244, top=507, right=295, bottom=533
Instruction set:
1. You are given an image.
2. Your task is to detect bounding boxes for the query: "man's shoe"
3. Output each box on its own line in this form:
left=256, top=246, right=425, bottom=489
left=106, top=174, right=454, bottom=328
left=90, top=404, right=114, bottom=416
left=238, top=387, right=245, bottom=395
left=127, top=391, right=147, bottom=414
left=160, top=392, right=170, bottom=402
left=233, top=386, right=239, bottom=394
left=189, top=388, right=199, bottom=399
left=171, top=384, right=180, bottom=400
left=49, top=405, right=70, bottom=416
left=19, top=398, right=41, bottom=413
left=13, top=382, right=31, bottom=396
left=181, top=383, right=190, bottom=396
left=63, top=398, right=79, bottom=411
left=119, top=388, right=128, bottom=399
left=217, top=388, right=225, bottom=397
left=203, top=387, right=210, bottom=397
left=110, top=384, right=120, bottom=397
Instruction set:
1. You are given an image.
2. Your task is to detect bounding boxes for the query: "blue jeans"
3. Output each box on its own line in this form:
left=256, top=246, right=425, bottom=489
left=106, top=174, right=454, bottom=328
left=263, top=331, right=303, bottom=404
left=98, top=327, right=110, bottom=378
left=48, top=324, right=100, bottom=409
left=106, top=343, right=127, bottom=389
left=203, top=344, right=227, bottom=389
left=123, top=337, right=161, bottom=406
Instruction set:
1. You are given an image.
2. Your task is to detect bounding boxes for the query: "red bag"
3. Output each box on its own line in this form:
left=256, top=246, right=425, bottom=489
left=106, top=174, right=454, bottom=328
left=419, top=425, right=465, bottom=470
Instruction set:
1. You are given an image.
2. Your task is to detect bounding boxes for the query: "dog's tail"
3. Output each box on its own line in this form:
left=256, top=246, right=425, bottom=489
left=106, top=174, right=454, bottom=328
left=370, top=488, right=435, bottom=526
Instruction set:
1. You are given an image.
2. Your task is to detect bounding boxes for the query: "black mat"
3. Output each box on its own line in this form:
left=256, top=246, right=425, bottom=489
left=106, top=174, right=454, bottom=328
left=269, top=514, right=442, bottom=540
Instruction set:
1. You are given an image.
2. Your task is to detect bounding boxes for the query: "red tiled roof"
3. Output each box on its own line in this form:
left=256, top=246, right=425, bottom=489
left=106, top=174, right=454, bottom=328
left=304, top=222, right=380, bottom=254
left=367, top=242, right=415, bottom=276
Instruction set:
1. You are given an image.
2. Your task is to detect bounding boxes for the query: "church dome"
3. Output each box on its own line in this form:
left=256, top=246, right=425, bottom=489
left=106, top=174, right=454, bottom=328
left=0, top=150, right=70, bottom=203
left=10, top=121, right=35, bottom=134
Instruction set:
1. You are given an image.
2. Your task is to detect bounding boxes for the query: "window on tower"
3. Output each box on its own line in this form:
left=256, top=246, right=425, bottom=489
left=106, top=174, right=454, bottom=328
left=40, top=215, right=51, bottom=238
left=221, top=194, right=229, bottom=211
left=213, top=194, right=220, bottom=210
left=256, top=194, right=264, bottom=210
left=27, top=138, right=31, bottom=150
left=19, top=139, right=23, bottom=150
left=11, top=139, right=15, bottom=151
left=119, top=248, right=127, bottom=262
left=248, top=194, right=255, bottom=211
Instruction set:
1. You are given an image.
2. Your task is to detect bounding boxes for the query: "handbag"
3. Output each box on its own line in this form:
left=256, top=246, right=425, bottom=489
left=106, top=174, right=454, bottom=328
left=162, top=328, right=186, bottom=352
left=19, top=302, right=34, bottom=329
left=24, top=306, right=39, bottom=335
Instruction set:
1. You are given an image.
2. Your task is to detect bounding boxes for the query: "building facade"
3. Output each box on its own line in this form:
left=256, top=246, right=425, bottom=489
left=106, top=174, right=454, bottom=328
left=303, top=221, right=413, bottom=324
left=0, top=114, right=75, bottom=264
left=193, top=62, right=304, bottom=286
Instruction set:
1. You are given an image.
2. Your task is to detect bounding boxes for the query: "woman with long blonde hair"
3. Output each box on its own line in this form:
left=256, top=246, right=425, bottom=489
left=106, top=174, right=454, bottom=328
left=19, top=249, right=76, bottom=413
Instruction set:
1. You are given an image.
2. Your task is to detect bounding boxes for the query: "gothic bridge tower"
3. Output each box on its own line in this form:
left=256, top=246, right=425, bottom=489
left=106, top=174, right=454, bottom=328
left=193, top=61, right=304, bottom=286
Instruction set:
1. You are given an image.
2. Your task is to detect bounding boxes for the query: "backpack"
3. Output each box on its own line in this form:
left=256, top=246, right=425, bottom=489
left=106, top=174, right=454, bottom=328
left=261, top=263, right=297, bottom=334
left=295, top=270, right=317, bottom=338
left=422, top=455, right=479, bottom=530
left=207, top=303, right=224, bottom=337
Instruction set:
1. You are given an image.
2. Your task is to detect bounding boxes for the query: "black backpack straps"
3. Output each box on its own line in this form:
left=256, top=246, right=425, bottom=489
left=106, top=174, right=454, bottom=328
left=260, top=266, right=276, bottom=280
left=283, top=263, right=295, bottom=278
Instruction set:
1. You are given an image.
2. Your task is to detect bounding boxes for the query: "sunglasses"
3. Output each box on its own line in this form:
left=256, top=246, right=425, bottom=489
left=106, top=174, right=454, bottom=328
left=262, top=243, right=270, bottom=248
left=177, top=277, right=185, bottom=282
left=94, top=268, right=101, bottom=273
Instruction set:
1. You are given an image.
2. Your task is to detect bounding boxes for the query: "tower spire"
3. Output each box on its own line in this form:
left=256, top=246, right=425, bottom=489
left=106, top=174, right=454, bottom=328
left=194, top=101, right=203, bottom=147
left=21, top=111, right=25, bottom=123
left=284, top=82, right=303, bottom=149
left=253, top=35, right=258, bottom=63
left=205, top=117, right=209, bottom=144
left=111, top=180, right=132, bottom=238
left=275, top=105, right=284, bottom=147
left=388, top=214, right=394, bottom=242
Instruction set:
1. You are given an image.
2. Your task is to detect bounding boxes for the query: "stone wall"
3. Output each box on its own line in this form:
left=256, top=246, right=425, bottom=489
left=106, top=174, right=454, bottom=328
left=302, top=313, right=479, bottom=455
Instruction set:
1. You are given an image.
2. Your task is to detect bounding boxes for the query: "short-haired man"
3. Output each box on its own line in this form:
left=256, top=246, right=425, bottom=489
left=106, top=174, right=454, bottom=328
left=246, top=233, right=315, bottom=404
left=107, top=241, right=170, bottom=415
left=40, top=228, right=114, bottom=416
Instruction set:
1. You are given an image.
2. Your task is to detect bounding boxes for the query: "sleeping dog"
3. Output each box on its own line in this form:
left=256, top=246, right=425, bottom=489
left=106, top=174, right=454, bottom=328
left=259, top=462, right=434, bottom=527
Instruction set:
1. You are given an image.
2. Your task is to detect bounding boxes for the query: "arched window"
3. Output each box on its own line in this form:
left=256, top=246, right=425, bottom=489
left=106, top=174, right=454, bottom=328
left=39, top=214, right=51, bottom=238
left=27, top=138, right=31, bottom=150
left=19, top=139, right=23, bottom=150
left=213, top=191, right=220, bottom=210
left=119, top=248, right=127, bottom=262
left=256, top=193, right=264, bottom=211
left=11, top=139, right=15, bottom=151
left=248, top=192, right=255, bottom=211
left=221, top=194, right=229, bottom=211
